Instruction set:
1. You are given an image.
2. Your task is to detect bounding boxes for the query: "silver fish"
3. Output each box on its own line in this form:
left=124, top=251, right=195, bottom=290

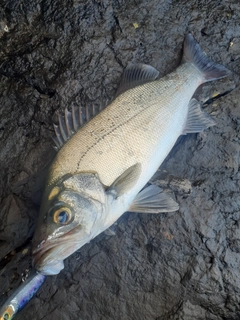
left=32, top=34, right=230, bottom=275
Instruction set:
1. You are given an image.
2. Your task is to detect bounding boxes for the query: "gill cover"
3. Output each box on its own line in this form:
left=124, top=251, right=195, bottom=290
left=33, top=172, right=106, bottom=246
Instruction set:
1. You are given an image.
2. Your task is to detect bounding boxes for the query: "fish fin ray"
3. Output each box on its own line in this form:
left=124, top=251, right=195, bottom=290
left=129, top=185, right=179, bottom=213
left=53, top=123, right=64, bottom=148
left=108, top=163, right=142, bottom=197
left=65, top=108, right=74, bottom=136
left=116, top=64, right=159, bottom=97
left=58, top=113, right=68, bottom=142
left=52, top=104, right=107, bottom=151
left=52, top=136, right=61, bottom=150
left=182, top=98, right=216, bottom=134
left=104, top=228, right=116, bottom=236
left=183, top=33, right=231, bottom=82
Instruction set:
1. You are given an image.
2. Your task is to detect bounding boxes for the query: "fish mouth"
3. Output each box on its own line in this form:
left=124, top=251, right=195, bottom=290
left=32, top=225, right=86, bottom=275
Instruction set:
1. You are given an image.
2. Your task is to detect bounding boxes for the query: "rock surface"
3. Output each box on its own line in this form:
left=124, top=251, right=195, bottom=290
left=0, top=0, right=239, bottom=319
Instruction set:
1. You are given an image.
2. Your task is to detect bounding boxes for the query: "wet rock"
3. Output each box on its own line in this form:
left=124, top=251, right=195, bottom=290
left=0, top=0, right=239, bottom=319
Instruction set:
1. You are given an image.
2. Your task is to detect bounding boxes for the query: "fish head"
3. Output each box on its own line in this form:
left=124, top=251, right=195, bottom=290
left=32, top=172, right=106, bottom=275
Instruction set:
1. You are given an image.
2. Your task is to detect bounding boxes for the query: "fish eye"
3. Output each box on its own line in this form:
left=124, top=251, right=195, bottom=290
left=53, top=207, right=72, bottom=224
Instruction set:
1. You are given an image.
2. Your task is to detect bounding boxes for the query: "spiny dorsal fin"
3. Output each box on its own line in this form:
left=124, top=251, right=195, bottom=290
left=52, top=103, right=108, bottom=151
left=115, top=64, right=159, bottom=97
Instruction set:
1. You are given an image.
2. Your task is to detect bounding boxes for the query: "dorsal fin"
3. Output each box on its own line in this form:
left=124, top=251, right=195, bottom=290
left=52, top=104, right=107, bottom=151
left=115, top=64, right=159, bottom=97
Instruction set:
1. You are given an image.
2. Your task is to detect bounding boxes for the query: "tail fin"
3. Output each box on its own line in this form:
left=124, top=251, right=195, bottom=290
left=183, top=34, right=231, bottom=82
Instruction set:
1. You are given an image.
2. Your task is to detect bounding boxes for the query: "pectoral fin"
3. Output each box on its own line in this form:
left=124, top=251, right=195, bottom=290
left=108, top=163, right=141, bottom=197
left=182, top=98, right=216, bottom=134
left=129, top=185, right=179, bottom=213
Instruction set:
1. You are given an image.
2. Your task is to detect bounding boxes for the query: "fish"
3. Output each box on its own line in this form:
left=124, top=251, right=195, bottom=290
left=31, top=33, right=230, bottom=276
left=0, top=271, right=45, bottom=320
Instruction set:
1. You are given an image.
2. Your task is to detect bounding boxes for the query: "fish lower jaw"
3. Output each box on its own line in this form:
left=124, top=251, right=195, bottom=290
left=32, top=244, right=63, bottom=275
left=36, top=259, right=65, bottom=275
left=32, top=226, right=91, bottom=275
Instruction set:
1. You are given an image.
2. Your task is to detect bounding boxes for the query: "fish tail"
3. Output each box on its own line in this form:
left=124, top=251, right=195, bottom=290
left=183, top=33, right=231, bottom=82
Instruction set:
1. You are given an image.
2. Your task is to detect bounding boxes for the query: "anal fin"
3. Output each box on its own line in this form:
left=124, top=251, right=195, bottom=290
left=182, top=98, right=216, bottom=135
left=129, top=185, right=179, bottom=213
